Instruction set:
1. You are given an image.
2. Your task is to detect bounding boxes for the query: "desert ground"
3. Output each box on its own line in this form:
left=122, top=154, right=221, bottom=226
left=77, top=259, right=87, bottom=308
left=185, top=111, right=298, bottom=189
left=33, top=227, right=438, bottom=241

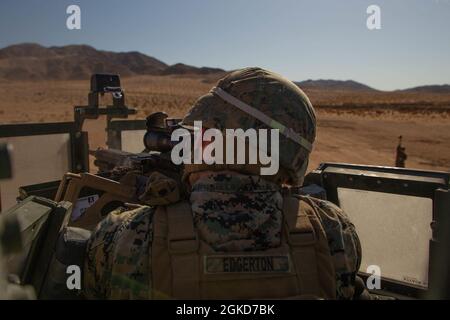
left=0, top=75, right=449, bottom=174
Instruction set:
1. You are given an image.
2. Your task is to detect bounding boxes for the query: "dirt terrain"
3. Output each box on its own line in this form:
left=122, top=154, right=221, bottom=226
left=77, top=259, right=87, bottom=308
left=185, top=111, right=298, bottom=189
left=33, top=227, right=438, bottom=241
left=0, top=75, right=449, bottom=173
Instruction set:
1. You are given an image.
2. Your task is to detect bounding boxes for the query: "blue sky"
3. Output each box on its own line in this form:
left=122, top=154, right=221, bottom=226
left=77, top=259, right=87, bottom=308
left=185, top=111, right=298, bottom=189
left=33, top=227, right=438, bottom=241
left=0, top=0, right=449, bottom=90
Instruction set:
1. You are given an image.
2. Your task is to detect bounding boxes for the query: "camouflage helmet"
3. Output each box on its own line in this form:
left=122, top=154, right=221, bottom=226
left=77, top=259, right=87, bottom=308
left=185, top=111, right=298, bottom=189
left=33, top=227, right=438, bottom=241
left=181, top=67, right=316, bottom=185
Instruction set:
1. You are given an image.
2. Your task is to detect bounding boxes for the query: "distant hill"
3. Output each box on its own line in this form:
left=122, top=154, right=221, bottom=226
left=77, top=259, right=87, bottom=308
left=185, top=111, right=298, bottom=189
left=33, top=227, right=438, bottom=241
left=1, top=44, right=448, bottom=94
left=399, top=84, right=450, bottom=94
left=296, top=79, right=450, bottom=94
left=162, top=63, right=225, bottom=75
left=296, top=79, right=377, bottom=92
left=0, top=43, right=225, bottom=80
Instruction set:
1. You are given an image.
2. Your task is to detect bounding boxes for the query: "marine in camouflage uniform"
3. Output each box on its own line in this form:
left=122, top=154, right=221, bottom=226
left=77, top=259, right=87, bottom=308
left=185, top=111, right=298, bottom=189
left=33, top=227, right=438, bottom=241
left=84, top=67, right=362, bottom=299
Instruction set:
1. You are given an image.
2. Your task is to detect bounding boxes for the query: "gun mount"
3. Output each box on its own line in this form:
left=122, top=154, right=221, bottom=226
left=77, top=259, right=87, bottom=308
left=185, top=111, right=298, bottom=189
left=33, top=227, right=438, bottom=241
left=73, top=74, right=137, bottom=150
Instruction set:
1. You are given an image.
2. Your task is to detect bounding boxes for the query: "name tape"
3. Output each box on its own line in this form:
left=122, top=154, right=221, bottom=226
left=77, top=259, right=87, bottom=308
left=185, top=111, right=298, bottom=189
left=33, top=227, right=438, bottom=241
left=204, top=255, right=290, bottom=274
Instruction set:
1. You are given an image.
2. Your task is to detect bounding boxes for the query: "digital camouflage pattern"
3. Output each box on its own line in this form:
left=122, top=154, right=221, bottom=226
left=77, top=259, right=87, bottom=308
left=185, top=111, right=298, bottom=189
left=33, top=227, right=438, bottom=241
left=109, top=169, right=182, bottom=206
left=84, top=205, right=155, bottom=299
left=138, top=171, right=181, bottom=206
left=84, top=171, right=361, bottom=299
left=181, top=67, right=316, bottom=185
left=190, top=171, right=361, bottom=298
left=189, top=170, right=283, bottom=252
left=300, top=196, right=362, bottom=299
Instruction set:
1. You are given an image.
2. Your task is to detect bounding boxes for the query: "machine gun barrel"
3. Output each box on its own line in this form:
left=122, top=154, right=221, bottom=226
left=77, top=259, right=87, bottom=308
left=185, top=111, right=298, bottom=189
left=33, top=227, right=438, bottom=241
left=90, top=147, right=180, bottom=175
left=89, top=148, right=134, bottom=171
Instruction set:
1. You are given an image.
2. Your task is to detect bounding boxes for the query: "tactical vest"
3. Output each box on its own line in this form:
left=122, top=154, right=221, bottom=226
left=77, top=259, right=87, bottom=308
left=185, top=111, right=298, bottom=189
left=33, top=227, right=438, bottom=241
left=151, top=195, right=337, bottom=299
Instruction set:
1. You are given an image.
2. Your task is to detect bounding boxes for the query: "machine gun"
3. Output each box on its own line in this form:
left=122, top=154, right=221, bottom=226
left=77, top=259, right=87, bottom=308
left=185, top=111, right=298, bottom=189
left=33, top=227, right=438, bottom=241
left=90, top=148, right=179, bottom=176
left=90, top=111, right=182, bottom=178
left=54, top=84, right=185, bottom=231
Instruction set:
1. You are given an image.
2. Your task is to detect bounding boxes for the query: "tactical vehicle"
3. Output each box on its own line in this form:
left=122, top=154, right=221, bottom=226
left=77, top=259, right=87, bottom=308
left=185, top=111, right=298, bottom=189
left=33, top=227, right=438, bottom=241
left=0, top=74, right=449, bottom=299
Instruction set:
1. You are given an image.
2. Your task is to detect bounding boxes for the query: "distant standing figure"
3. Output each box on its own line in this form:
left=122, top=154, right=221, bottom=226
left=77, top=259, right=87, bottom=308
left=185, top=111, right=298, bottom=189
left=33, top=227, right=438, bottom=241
left=395, top=135, right=407, bottom=167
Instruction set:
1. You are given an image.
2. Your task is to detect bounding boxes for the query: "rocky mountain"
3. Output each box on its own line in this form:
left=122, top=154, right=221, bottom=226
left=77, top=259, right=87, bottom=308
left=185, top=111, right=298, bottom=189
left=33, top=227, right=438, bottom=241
left=399, top=84, right=450, bottom=94
left=0, top=43, right=224, bottom=80
left=162, top=63, right=225, bottom=75
left=296, top=79, right=377, bottom=91
left=1, top=44, right=448, bottom=94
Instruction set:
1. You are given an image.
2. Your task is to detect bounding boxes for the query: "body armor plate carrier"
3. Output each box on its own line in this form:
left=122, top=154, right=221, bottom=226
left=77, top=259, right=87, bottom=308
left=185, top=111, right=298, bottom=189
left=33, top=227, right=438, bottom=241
left=151, top=196, right=336, bottom=299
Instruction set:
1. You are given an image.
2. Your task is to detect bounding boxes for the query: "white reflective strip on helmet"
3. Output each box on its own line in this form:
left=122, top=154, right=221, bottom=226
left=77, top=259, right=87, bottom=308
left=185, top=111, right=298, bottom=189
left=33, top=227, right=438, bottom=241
left=211, top=87, right=312, bottom=152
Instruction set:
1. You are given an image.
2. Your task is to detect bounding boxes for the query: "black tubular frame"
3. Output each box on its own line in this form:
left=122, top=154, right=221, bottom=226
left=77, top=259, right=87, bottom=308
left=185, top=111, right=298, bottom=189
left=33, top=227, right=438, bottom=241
left=0, top=121, right=89, bottom=173
left=106, top=119, right=147, bottom=150
left=306, top=162, right=450, bottom=299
